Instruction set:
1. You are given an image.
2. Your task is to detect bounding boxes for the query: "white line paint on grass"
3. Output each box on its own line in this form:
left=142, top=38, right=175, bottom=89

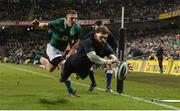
left=1, top=64, right=179, bottom=110
left=72, top=81, right=180, bottom=110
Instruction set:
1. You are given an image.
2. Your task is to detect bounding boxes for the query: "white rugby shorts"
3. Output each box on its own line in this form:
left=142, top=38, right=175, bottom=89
left=46, top=43, right=64, bottom=61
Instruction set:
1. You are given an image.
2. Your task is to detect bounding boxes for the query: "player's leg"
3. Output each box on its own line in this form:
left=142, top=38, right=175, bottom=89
left=60, top=58, right=80, bottom=97
left=40, top=56, right=55, bottom=72
left=64, top=79, right=80, bottom=97
left=105, top=64, right=113, bottom=92
left=50, top=54, right=80, bottom=97
left=106, top=73, right=113, bottom=92
left=57, top=59, right=66, bottom=70
left=45, top=43, right=79, bottom=97
left=59, top=57, right=73, bottom=82
left=88, top=66, right=97, bottom=91
left=44, top=43, right=65, bottom=72
left=48, top=56, right=79, bottom=97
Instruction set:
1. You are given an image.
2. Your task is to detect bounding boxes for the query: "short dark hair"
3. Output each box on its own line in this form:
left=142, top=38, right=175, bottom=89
left=96, top=26, right=109, bottom=34
left=95, top=20, right=103, bottom=26
left=66, top=9, right=77, bottom=15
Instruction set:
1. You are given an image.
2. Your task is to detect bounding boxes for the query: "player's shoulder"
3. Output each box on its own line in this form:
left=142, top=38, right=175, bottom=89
left=57, top=18, right=66, bottom=24
left=49, top=18, right=65, bottom=25
left=74, top=22, right=81, bottom=29
left=56, top=17, right=65, bottom=21
left=108, top=32, right=115, bottom=38
left=81, top=37, right=92, bottom=45
left=82, top=30, right=95, bottom=40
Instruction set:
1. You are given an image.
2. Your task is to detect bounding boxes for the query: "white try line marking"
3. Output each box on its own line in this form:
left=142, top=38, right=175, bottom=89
left=0, top=64, right=179, bottom=110
left=153, top=100, right=180, bottom=103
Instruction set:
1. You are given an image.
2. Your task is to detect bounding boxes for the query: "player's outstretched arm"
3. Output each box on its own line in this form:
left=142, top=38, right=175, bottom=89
left=32, top=19, right=48, bottom=29
left=107, top=54, right=120, bottom=64
left=87, top=51, right=119, bottom=65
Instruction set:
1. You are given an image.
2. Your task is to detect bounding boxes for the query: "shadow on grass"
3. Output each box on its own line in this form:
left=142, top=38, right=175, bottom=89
left=39, top=98, right=68, bottom=105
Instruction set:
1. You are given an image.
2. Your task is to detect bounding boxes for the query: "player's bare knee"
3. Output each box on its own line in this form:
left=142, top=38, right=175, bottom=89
left=40, top=57, right=47, bottom=64
left=46, top=65, right=55, bottom=72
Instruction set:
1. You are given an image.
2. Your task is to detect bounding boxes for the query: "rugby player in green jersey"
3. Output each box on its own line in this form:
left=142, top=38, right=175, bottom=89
left=32, top=9, right=81, bottom=97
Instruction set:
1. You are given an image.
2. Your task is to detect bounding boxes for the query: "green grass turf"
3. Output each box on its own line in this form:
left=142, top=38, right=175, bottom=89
left=0, top=63, right=180, bottom=110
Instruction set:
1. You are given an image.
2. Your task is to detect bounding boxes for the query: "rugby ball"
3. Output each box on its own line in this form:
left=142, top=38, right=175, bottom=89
left=115, top=61, right=128, bottom=80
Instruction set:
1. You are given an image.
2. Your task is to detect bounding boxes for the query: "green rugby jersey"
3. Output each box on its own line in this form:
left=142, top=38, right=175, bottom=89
left=48, top=18, right=81, bottom=51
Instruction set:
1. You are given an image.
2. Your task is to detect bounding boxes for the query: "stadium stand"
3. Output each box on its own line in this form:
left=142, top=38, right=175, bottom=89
left=0, top=0, right=179, bottom=20
left=0, top=0, right=179, bottom=64
left=126, top=32, right=180, bottom=60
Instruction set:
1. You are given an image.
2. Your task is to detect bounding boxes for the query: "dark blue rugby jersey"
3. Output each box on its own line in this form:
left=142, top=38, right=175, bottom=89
left=82, top=30, right=117, bottom=52
left=70, top=36, right=115, bottom=76
left=107, top=32, right=117, bottom=52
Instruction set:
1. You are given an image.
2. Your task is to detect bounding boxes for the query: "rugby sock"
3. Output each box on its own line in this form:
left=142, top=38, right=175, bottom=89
left=89, top=69, right=96, bottom=85
left=65, top=80, right=74, bottom=93
left=106, top=73, right=112, bottom=89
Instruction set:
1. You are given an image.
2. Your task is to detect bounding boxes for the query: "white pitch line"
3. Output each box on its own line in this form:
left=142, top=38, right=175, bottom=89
left=1, top=64, right=180, bottom=110
left=153, top=100, right=180, bottom=103
left=72, top=81, right=180, bottom=110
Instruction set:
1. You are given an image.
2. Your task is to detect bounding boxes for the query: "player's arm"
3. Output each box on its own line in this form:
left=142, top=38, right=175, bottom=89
left=66, top=25, right=81, bottom=58
left=32, top=19, right=49, bottom=29
left=108, top=54, right=118, bottom=60
left=65, top=39, right=80, bottom=59
left=87, top=51, right=118, bottom=65
left=71, top=39, right=80, bottom=50
left=70, top=25, right=81, bottom=51
left=39, top=23, right=48, bottom=29
left=69, top=39, right=80, bottom=53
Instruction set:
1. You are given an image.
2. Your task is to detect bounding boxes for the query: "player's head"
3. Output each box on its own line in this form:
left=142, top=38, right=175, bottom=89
left=93, top=20, right=104, bottom=30
left=66, top=9, right=78, bottom=27
left=95, top=26, right=109, bottom=45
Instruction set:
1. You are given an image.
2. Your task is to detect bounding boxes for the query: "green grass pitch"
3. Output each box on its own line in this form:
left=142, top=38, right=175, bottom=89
left=0, top=63, right=180, bottom=110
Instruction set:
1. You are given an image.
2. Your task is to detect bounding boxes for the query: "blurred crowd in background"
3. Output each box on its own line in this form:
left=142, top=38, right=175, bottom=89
left=0, top=0, right=179, bottom=20
left=0, top=0, right=179, bottom=64
left=0, top=30, right=179, bottom=64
